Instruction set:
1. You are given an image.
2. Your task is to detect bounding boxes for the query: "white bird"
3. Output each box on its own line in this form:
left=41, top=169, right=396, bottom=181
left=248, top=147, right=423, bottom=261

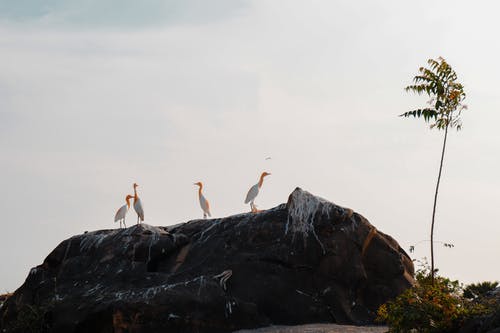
left=114, top=194, right=133, bottom=228
left=194, top=182, right=211, bottom=218
left=244, top=172, right=271, bottom=213
left=133, top=183, right=144, bottom=224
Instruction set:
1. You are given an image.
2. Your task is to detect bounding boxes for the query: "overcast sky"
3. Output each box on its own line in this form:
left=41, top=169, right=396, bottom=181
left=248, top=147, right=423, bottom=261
left=1, top=0, right=499, bottom=292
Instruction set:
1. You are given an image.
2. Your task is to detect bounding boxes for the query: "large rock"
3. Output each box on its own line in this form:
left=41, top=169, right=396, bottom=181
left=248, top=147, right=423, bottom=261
left=0, top=188, right=414, bottom=333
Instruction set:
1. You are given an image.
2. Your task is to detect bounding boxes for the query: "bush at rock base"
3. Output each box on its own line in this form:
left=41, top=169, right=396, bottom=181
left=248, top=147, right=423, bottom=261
left=377, top=260, right=493, bottom=333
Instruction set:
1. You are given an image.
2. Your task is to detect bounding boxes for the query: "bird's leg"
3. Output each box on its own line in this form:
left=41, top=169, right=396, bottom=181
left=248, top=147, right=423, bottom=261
left=252, top=202, right=262, bottom=213
left=203, top=212, right=207, bottom=219
left=137, top=215, right=139, bottom=225
left=123, top=220, right=126, bottom=228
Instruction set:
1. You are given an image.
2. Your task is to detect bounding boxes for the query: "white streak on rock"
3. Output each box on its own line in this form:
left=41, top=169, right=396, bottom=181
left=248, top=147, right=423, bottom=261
left=168, top=313, right=180, bottom=320
left=80, top=231, right=117, bottom=252
left=198, top=220, right=222, bottom=243
left=110, top=276, right=207, bottom=302
left=285, top=189, right=330, bottom=252
left=83, top=283, right=103, bottom=297
left=62, top=238, right=73, bottom=262
left=147, top=230, right=161, bottom=263
left=285, top=188, right=353, bottom=253
left=225, top=300, right=233, bottom=317
left=197, top=276, right=205, bottom=297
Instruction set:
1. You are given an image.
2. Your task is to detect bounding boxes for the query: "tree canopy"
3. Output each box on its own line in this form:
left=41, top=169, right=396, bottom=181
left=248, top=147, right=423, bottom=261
left=401, top=57, right=467, bottom=130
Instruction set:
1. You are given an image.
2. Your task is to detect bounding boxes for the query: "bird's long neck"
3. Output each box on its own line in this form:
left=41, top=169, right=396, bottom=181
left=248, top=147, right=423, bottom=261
left=133, top=187, right=138, bottom=201
left=258, top=174, right=265, bottom=188
left=126, top=197, right=131, bottom=208
left=198, top=186, right=203, bottom=198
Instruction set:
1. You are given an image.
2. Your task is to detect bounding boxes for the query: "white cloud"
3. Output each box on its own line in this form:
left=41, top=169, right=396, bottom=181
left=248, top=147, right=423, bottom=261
left=0, top=0, right=250, bottom=28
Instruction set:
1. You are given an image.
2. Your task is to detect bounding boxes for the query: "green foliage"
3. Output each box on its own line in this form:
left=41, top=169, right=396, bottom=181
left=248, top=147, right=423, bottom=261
left=401, top=57, right=467, bottom=130
left=377, top=261, right=489, bottom=333
left=463, top=281, right=499, bottom=300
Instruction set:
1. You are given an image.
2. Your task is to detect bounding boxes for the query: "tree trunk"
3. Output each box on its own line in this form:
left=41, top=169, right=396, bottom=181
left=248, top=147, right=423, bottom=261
left=430, top=124, right=449, bottom=285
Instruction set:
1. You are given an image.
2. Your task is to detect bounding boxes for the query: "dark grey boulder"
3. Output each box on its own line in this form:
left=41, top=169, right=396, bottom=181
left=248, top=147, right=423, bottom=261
left=0, top=188, right=414, bottom=333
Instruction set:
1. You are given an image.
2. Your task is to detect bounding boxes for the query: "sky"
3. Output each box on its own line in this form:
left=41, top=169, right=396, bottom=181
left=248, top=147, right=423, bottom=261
left=1, top=0, right=499, bottom=292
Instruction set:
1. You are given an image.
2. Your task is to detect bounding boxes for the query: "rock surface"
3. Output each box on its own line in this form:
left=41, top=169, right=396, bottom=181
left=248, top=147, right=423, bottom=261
left=234, top=323, right=388, bottom=333
left=0, top=294, right=11, bottom=310
left=0, top=188, right=414, bottom=333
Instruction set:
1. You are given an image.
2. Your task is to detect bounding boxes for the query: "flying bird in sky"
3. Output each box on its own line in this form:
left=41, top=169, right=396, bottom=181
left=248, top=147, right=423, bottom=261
left=244, top=172, right=271, bottom=213
left=133, top=183, right=144, bottom=224
left=114, top=194, right=133, bottom=228
left=194, top=182, right=211, bottom=219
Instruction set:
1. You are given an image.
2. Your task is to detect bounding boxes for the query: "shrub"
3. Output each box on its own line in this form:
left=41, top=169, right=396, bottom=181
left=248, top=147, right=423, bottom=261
left=377, top=260, right=488, bottom=333
left=463, top=281, right=499, bottom=300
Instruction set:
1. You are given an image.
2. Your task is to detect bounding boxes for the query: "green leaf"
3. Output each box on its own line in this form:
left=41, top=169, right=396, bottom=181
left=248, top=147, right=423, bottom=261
left=403, top=57, right=467, bottom=132
left=399, top=109, right=438, bottom=122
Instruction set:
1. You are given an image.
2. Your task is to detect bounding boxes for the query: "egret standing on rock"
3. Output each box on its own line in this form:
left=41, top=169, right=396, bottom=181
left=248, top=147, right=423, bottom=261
left=194, top=182, right=211, bottom=219
left=245, top=172, right=271, bottom=213
left=114, top=194, right=133, bottom=228
left=133, top=183, right=144, bottom=224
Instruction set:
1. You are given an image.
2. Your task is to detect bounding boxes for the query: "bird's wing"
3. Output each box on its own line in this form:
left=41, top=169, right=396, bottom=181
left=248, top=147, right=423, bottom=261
left=200, top=195, right=211, bottom=215
left=134, top=198, right=145, bottom=220
left=244, top=184, right=259, bottom=204
left=114, top=205, right=127, bottom=222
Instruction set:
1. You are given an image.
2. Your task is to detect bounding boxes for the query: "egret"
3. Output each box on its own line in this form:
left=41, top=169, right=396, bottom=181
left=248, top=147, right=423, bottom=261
left=114, top=194, right=133, bottom=228
left=133, top=183, right=145, bottom=224
left=244, top=172, right=271, bottom=212
left=194, top=182, right=211, bottom=219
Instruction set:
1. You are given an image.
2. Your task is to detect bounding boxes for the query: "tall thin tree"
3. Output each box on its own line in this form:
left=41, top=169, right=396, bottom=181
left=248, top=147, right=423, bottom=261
left=401, top=57, right=467, bottom=284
